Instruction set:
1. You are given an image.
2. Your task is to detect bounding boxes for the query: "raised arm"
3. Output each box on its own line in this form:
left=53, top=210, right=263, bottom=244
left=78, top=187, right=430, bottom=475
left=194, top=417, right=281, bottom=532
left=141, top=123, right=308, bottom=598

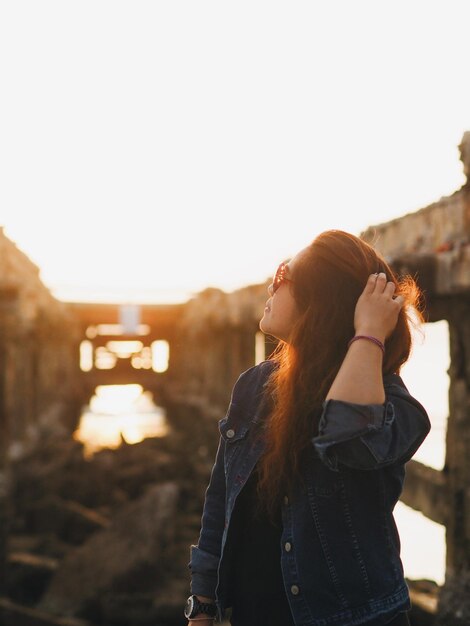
left=325, top=271, right=402, bottom=405
left=312, top=272, right=430, bottom=471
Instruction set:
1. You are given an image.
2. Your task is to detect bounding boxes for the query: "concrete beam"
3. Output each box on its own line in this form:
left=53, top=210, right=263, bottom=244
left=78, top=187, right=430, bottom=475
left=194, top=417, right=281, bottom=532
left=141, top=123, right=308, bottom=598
left=401, top=459, right=447, bottom=526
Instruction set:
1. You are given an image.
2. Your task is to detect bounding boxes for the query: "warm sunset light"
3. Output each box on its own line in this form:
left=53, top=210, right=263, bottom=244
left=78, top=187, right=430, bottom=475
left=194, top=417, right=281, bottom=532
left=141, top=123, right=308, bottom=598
left=74, top=384, right=168, bottom=457
left=89, top=385, right=144, bottom=414
left=1, top=3, right=469, bottom=303
left=80, top=340, right=93, bottom=372
left=106, top=341, right=144, bottom=359
left=401, top=320, right=450, bottom=471
left=2, top=5, right=469, bottom=621
left=151, top=340, right=170, bottom=373
left=392, top=320, right=450, bottom=585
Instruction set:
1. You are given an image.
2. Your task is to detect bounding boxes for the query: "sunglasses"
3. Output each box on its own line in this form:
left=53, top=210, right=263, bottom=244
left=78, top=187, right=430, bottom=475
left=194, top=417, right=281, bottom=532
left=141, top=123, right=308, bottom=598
left=272, top=261, right=294, bottom=293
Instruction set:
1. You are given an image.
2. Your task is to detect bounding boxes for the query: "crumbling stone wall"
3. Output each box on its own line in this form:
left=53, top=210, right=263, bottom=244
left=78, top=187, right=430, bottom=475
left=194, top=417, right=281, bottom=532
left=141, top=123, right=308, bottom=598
left=362, top=132, right=470, bottom=625
left=0, top=228, right=82, bottom=597
left=0, top=229, right=82, bottom=452
left=168, top=284, right=273, bottom=417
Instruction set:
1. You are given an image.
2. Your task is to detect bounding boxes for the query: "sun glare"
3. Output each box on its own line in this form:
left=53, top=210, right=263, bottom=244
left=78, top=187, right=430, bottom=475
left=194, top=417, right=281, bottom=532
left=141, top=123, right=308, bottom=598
left=89, top=384, right=143, bottom=414
left=151, top=340, right=169, bottom=373
left=80, top=340, right=93, bottom=372
left=74, top=384, right=168, bottom=457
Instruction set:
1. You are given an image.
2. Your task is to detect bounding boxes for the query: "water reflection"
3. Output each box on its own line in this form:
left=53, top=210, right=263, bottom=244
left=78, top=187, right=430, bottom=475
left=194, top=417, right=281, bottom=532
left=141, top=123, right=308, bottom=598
left=74, top=384, right=168, bottom=458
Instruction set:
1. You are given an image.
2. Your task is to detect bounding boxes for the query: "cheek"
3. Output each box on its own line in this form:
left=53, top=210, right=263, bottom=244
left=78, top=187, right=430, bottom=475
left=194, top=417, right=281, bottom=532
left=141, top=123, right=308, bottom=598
left=288, top=298, right=300, bottom=322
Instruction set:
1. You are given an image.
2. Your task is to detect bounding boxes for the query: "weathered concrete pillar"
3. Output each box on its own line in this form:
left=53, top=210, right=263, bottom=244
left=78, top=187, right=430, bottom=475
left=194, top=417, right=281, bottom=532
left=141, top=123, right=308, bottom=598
left=0, top=328, right=8, bottom=595
left=0, top=296, right=15, bottom=597
left=436, top=302, right=470, bottom=624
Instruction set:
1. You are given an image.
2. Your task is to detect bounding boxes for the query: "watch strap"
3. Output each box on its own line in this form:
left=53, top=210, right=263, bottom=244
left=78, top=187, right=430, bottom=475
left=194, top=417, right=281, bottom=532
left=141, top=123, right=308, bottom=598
left=185, top=595, right=217, bottom=619
left=196, top=600, right=217, bottom=617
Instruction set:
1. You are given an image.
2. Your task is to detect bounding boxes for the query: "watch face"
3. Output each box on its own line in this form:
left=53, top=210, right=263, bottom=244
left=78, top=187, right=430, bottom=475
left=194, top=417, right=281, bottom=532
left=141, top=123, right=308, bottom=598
left=184, top=596, right=195, bottom=619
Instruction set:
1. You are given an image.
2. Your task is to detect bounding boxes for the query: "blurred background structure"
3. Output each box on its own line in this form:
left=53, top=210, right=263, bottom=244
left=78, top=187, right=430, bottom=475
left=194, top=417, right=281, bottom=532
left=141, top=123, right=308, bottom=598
left=2, top=2, right=470, bottom=624
left=0, top=133, right=470, bottom=625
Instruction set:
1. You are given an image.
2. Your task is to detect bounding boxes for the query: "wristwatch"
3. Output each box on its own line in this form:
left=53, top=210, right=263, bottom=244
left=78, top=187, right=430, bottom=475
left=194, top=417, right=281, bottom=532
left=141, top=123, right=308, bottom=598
left=184, top=594, right=217, bottom=619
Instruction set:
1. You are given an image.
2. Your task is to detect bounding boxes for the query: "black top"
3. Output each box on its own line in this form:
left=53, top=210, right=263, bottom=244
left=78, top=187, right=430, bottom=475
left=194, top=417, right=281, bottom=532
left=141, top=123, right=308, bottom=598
left=227, top=465, right=295, bottom=626
left=225, top=465, right=410, bottom=626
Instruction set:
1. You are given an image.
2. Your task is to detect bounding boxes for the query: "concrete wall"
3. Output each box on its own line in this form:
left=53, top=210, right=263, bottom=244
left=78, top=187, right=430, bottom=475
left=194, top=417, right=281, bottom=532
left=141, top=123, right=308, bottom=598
left=167, top=285, right=272, bottom=417
left=0, top=229, right=82, bottom=593
left=361, top=132, right=470, bottom=625
left=0, top=229, right=82, bottom=454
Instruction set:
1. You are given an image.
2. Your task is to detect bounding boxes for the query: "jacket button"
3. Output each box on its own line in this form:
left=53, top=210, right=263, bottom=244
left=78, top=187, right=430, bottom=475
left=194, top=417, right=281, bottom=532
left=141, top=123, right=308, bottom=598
left=283, top=496, right=289, bottom=506
left=226, top=429, right=235, bottom=438
left=284, top=542, right=292, bottom=552
left=290, top=585, right=300, bottom=595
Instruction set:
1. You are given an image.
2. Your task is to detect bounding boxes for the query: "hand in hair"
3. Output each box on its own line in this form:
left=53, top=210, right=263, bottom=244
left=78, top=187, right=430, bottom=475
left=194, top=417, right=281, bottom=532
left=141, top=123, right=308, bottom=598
left=325, top=271, right=402, bottom=405
left=354, top=272, right=404, bottom=342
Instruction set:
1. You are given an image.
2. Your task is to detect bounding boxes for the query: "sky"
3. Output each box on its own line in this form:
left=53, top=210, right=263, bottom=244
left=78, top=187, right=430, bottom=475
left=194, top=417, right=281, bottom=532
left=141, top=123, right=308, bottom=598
left=1, top=1, right=470, bottom=303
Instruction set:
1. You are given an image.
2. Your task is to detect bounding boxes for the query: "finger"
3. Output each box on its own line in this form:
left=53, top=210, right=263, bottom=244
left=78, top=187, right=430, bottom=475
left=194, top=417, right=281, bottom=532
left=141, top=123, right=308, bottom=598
left=372, top=272, right=388, bottom=293
left=384, top=281, right=397, bottom=298
left=393, top=294, right=405, bottom=307
left=363, top=273, right=379, bottom=294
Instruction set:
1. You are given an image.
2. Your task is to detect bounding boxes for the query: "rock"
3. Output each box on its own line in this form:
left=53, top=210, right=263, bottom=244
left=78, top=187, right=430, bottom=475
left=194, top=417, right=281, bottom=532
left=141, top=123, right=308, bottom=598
left=9, top=533, right=72, bottom=563
left=99, top=591, right=189, bottom=625
left=0, top=596, right=90, bottom=626
left=6, top=552, right=58, bottom=605
left=435, top=571, right=470, bottom=625
left=38, top=482, right=179, bottom=620
left=407, top=578, right=439, bottom=626
left=28, top=496, right=110, bottom=545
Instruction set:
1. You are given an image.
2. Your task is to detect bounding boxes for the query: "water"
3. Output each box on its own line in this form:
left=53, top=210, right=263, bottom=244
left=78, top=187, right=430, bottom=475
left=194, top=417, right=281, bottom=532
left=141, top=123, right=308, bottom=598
left=73, top=384, right=168, bottom=458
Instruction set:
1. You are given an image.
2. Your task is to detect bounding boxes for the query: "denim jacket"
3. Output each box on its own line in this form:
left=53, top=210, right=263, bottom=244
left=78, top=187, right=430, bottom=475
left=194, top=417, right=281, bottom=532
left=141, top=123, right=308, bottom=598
left=189, top=360, right=431, bottom=626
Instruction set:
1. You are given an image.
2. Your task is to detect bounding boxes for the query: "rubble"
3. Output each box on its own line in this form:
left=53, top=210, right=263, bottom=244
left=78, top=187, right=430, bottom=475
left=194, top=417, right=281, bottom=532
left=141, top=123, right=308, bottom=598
left=5, top=412, right=216, bottom=626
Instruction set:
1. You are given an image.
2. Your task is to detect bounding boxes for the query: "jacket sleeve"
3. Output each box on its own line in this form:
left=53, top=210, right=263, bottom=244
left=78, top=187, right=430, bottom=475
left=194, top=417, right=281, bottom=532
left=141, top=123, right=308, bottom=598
left=188, top=361, right=274, bottom=597
left=188, top=435, right=226, bottom=598
left=311, top=373, right=431, bottom=471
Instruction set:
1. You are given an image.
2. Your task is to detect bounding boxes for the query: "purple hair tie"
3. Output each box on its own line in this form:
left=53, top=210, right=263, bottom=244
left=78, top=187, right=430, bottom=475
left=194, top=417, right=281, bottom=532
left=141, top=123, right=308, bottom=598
left=348, top=335, right=385, bottom=355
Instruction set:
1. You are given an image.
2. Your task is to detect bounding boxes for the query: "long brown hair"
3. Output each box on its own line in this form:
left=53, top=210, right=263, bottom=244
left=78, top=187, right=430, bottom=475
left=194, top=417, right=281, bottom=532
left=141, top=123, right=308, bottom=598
left=257, top=229, right=424, bottom=514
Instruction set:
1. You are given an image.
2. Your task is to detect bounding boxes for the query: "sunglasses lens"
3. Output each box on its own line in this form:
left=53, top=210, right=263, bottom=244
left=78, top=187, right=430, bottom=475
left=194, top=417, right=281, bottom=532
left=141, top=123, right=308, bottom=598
left=273, top=263, right=285, bottom=293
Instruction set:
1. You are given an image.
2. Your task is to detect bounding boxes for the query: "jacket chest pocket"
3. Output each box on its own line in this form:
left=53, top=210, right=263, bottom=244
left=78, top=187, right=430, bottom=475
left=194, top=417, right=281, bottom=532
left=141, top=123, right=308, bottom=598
left=219, top=416, right=251, bottom=472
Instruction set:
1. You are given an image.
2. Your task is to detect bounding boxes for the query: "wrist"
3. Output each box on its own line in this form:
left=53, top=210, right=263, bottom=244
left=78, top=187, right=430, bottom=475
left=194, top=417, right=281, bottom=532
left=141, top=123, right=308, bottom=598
left=354, top=329, right=386, bottom=343
left=348, top=334, right=385, bottom=356
left=184, top=594, right=217, bottom=620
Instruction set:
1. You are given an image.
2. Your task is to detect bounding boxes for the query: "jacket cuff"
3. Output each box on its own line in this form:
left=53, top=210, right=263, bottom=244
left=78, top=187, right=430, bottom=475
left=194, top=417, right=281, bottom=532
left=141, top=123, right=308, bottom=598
left=312, top=399, right=394, bottom=471
left=188, top=545, right=219, bottom=598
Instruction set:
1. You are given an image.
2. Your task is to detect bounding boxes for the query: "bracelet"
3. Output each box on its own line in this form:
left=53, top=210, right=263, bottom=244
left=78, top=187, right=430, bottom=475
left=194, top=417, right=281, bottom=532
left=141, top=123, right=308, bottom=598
left=348, top=335, right=385, bottom=355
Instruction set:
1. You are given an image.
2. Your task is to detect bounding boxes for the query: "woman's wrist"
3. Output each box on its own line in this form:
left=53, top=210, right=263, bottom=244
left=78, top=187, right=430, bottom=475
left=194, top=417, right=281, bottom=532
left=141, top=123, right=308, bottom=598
left=354, top=329, right=386, bottom=344
left=348, top=334, right=385, bottom=355
left=195, top=595, right=215, bottom=603
left=185, top=593, right=216, bottom=624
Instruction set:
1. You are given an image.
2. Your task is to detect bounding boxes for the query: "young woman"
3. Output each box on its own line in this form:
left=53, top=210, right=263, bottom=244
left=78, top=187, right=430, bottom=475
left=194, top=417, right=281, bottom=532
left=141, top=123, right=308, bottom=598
left=185, top=230, right=430, bottom=626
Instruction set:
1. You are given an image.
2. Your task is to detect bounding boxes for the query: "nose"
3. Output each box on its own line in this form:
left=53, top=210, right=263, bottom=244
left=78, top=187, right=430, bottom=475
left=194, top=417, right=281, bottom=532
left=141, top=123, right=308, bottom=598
left=268, top=282, right=274, bottom=296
